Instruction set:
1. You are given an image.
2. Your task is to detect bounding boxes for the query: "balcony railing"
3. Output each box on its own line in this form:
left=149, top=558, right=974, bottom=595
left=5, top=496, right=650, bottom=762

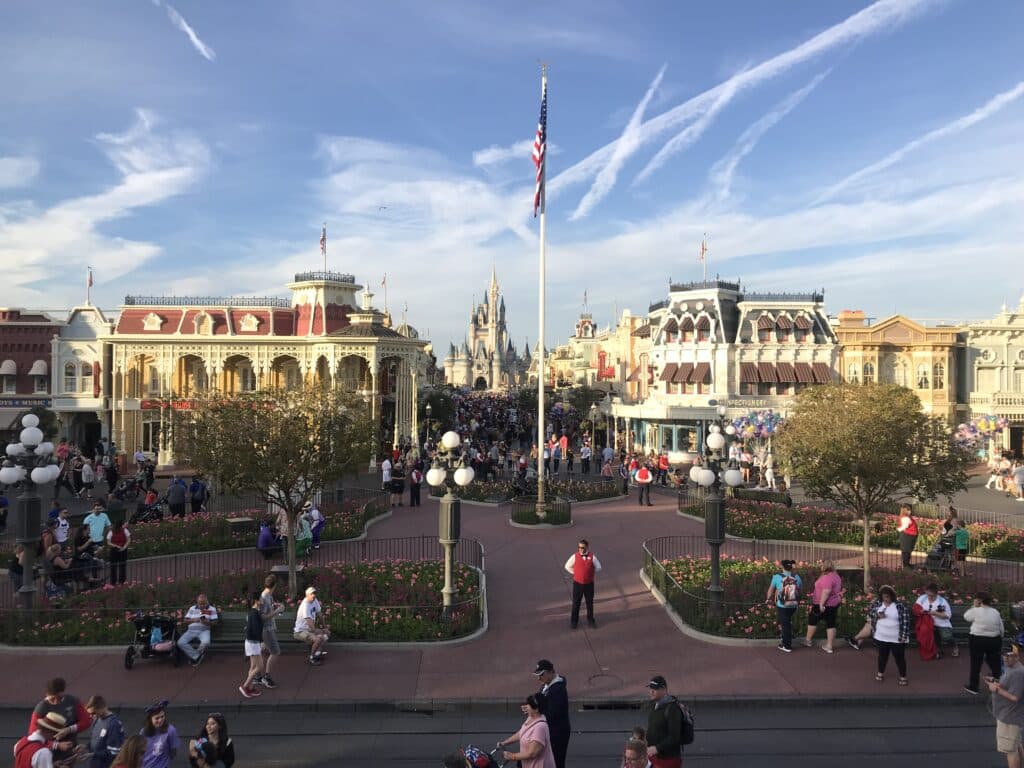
left=123, top=296, right=292, bottom=308
left=969, top=392, right=1024, bottom=409
left=743, top=291, right=825, bottom=303
left=293, top=271, right=355, bottom=284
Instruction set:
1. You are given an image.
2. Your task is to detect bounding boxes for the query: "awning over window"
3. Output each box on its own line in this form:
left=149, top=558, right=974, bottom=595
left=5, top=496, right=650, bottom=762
left=673, top=362, right=694, bottom=383
left=775, top=362, right=797, bottom=383
left=28, top=360, right=48, bottom=376
left=659, top=363, right=678, bottom=382
left=0, top=360, right=16, bottom=376
left=662, top=317, right=678, bottom=333
left=679, top=316, right=694, bottom=331
left=695, top=316, right=711, bottom=330
left=757, top=362, right=778, bottom=383
left=794, top=315, right=813, bottom=330
left=775, top=315, right=793, bottom=330
left=794, top=362, right=814, bottom=383
left=689, top=362, right=711, bottom=384
left=757, top=315, right=774, bottom=330
left=812, top=362, right=834, bottom=384
left=740, top=362, right=759, bottom=383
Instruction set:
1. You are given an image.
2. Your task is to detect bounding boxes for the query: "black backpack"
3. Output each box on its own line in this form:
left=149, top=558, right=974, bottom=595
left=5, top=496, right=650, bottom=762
left=677, top=701, right=695, bottom=746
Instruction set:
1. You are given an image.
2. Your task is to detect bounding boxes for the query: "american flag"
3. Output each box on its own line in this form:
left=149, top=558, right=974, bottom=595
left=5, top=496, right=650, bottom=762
left=699, top=237, right=707, bottom=264
left=532, top=80, right=547, bottom=217
left=87, top=267, right=94, bottom=288
left=320, top=224, right=327, bottom=256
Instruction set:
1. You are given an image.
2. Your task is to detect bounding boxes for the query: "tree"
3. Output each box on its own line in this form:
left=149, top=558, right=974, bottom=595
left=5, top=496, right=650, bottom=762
left=774, top=383, right=970, bottom=591
left=181, top=386, right=374, bottom=598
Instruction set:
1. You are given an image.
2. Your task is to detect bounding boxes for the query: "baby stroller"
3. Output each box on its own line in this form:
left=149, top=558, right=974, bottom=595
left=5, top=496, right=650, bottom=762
left=461, top=745, right=506, bottom=768
left=130, top=494, right=166, bottom=524
left=124, top=611, right=180, bottom=669
left=924, top=532, right=956, bottom=572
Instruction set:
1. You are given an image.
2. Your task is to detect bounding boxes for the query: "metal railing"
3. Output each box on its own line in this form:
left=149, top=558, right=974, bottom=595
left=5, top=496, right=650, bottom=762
left=123, top=296, right=292, bottom=308
left=293, top=271, right=355, bottom=284
left=510, top=498, right=572, bottom=525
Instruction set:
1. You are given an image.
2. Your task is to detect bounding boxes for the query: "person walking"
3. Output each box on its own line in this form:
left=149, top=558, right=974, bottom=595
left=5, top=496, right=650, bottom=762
left=409, top=465, right=422, bottom=507
left=258, top=576, right=283, bottom=689
left=534, top=660, right=570, bottom=768
left=897, top=504, right=918, bottom=568
left=106, top=520, right=130, bottom=585
left=987, top=643, right=1024, bottom=768
left=644, top=676, right=682, bottom=768
left=868, top=585, right=910, bottom=686
left=766, top=560, right=802, bottom=653
left=166, top=480, right=187, bottom=519
left=580, top=444, right=591, bottom=475
left=498, top=694, right=556, bottom=768
left=564, top=539, right=601, bottom=629
left=618, top=460, right=630, bottom=496
left=635, top=462, right=654, bottom=507
left=85, top=696, right=125, bottom=768
left=965, top=591, right=1006, bottom=695
left=239, top=592, right=265, bottom=699
left=803, top=561, right=842, bottom=653
left=954, top=519, right=970, bottom=577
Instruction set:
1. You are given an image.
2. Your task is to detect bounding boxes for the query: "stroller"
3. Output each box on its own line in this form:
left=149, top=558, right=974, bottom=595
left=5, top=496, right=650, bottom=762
left=461, top=745, right=506, bottom=768
left=124, top=612, right=180, bottom=669
left=130, top=494, right=166, bottom=524
left=924, top=532, right=956, bottom=572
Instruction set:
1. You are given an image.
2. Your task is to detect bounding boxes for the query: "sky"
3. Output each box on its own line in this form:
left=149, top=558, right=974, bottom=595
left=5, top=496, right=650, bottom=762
left=1, top=0, right=1023, bottom=354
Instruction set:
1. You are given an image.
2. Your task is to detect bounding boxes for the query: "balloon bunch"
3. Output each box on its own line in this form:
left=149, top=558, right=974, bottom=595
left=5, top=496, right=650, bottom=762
left=955, top=415, right=1009, bottom=448
left=730, top=409, right=784, bottom=442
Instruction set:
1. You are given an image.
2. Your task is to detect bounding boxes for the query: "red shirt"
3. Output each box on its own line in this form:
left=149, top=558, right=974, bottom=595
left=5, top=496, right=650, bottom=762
left=572, top=552, right=596, bottom=585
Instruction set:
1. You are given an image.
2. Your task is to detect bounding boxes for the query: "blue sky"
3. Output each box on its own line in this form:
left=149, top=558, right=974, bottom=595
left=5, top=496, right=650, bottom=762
left=1, top=0, right=1023, bottom=352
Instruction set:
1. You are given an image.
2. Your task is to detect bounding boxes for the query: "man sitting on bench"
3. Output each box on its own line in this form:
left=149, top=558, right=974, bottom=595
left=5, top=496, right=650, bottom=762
left=293, top=586, right=329, bottom=666
left=177, top=593, right=219, bottom=666
left=256, top=519, right=283, bottom=559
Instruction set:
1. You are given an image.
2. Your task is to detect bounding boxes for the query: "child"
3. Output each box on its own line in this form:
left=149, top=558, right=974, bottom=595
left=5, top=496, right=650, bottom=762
left=239, top=593, right=264, bottom=698
left=954, top=519, right=970, bottom=577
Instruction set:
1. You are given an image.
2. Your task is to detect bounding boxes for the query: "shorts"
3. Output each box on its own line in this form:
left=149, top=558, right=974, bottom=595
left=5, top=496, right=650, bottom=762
left=956, top=549, right=968, bottom=562
left=244, top=640, right=262, bottom=657
left=997, top=720, right=1021, bottom=754
left=262, top=628, right=281, bottom=655
left=809, top=604, right=839, bottom=629
left=294, top=629, right=327, bottom=644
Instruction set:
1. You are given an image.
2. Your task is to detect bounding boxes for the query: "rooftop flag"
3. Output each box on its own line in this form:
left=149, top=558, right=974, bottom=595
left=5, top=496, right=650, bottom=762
left=532, top=80, right=547, bottom=217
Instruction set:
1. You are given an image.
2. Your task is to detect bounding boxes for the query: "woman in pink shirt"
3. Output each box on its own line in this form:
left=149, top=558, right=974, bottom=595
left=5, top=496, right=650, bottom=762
left=804, top=561, right=843, bottom=653
left=498, top=694, right=556, bottom=768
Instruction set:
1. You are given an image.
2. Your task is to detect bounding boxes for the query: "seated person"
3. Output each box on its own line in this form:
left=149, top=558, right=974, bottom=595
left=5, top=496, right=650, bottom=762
left=7, top=543, right=27, bottom=591
left=44, top=543, right=74, bottom=590
left=256, top=520, right=283, bottom=559
left=143, top=488, right=159, bottom=508
left=70, top=525, right=103, bottom=587
left=177, top=594, right=219, bottom=665
left=294, top=514, right=312, bottom=554
left=916, top=582, right=958, bottom=658
left=293, top=586, right=329, bottom=665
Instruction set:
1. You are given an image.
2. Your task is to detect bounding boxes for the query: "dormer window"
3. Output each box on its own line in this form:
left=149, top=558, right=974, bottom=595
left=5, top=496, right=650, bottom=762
left=142, top=312, right=165, bottom=331
left=239, top=313, right=260, bottom=332
left=679, top=316, right=694, bottom=342
left=757, top=314, right=773, bottom=343
left=696, top=316, right=711, bottom=342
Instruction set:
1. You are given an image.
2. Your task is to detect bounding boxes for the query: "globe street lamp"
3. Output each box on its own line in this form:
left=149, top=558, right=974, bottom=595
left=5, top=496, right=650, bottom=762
left=694, top=401, right=743, bottom=617
left=0, top=414, right=60, bottom=609
left=425, top=430, right=475, bottom=615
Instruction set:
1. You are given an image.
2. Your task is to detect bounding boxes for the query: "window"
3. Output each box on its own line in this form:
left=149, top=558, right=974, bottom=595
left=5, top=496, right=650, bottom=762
left=794, top=329, right=807, bottom=343
left=81, top=362, right=94, bottom=393
left=740, top=381, right=757, bottom=396
left=863, top=362, right=875, bottom=384
left=34, top=376, right=48, bottom=393
left=758, top=328, right=771, bottom=343
left=916, top=364, right=929, bottom=390
left=63, top=362, right=77, bottom=393
left=697, top=327, right=710, bottom=342
left=933, top=361, right=945, bottom=390
left=141, top=413, right=160, bottom=454
left=758, top=382, right=773, bottom=396
left=147, top=365, right=160, bottom=395
left=238, top=364, right=256, bottom=392
left=191, top=363, right=209, bottom=393
left=2, top=376, right=14, bottom=394
left=283, top=365, right=300, bottom=390
left=847, top=363, right=860, bottom=385
left=664, top=382, right=676, bottom=395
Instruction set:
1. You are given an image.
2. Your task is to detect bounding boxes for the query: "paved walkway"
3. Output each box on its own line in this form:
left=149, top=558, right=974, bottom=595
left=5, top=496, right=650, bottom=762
left=0, top=489, right=996, bottom=708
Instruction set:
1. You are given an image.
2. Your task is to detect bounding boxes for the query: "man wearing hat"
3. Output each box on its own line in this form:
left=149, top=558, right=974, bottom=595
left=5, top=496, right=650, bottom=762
left=293, top=586, right=330, bottom=665
left=644, top=675, right=682, bottom=768
left=534, top=659, right=570, bottom=768
left=14, top=712, right=73, bottom=768
left=988, top=643, right=1024, bottom=768
left=29, top=677, right=91, bottom=763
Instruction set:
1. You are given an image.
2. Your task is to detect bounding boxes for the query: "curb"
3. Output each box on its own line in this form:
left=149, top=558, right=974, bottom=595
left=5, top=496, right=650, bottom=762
left=508, top=519, right=575, bottom=530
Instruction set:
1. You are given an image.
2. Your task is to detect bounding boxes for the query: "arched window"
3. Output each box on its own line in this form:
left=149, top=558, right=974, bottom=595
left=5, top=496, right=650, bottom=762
left=863, top=362, right=875, bottom=385
left=238, top=364, right=256, bottom=392
left=63, top=362, right=77, bottom=393
left=933, top=361, right=945, bottom=390
left=916, top=364, right=930, bottom=390
left=80, top=362, right=94, bottom=393
left=847, top=363, right=860, bottom=385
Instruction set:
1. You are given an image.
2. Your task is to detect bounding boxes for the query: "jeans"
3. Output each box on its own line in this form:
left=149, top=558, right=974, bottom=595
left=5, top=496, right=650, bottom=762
left=876, top=641, right=907, bottom=676
left=550, top=729, right=570, bottom=768
left=581, top=458, right=590, bottom=474
left=968, top=634, right=1003, bottom=690
left=177, top=625, right=211, bottom=660
left=899, top=533, right=918, bottom=567
left=777, top=605, right=797, bottom=649
left=571, top=581, right=594, bottom=626
left=108, top=548, right=128, bottom=585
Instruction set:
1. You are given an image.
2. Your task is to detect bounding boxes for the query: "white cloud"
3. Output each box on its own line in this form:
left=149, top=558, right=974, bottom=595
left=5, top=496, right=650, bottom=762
left=708, top=71, right=829, bottom=201
left=550, top=0, right=934, bottom=204
left=153, top=1, right=216, bottom=61
left=816, top=80, right=1024, bottom=203
left=0, top=156, right=40, bottom=188
left=570, top=64, right=666, bottom=221
left=0, top=110, right=210, bottom=306
left=472, top=139, right=564, bottom=168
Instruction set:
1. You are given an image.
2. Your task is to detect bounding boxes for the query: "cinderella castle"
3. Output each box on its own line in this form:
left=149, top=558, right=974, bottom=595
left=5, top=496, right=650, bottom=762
left=444, top=268, right=529, bottom=390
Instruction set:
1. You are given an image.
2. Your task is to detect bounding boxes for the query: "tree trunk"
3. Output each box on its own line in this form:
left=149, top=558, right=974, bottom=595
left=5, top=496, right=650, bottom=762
left=862, top=512, right=871, bottom=593
left=287, top=511, right=297, bottom=600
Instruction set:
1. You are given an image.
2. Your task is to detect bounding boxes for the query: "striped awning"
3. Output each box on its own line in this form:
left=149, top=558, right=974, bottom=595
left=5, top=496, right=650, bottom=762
left=757, top=362, right=778, bottom=383
left=775, top=362, right=797, bottom=383
left=775, top=315, right=793, bottom=330
left=696, top=316, right=711, bottom=330
left=794, top=362, right=814, bottom=383
left=740, top=362, right=759, bottom=383
left=0, top=360, right=15, bottom=376
left=812, top=362, right=833, bottom=384
left=794, top=315, right=813, bottom=330
left=757, top=315, right=774, bottom=329
left=28, top=360, right=48, bottom=376
left=690, top=362, right=711, bottom=384
left=679, top=316, right=694, bottom=330
left=662, top=317, right=678, bottom=332
left=673, top=362, right=694, bottom=383
left=659, top=363, right=678, bottom=382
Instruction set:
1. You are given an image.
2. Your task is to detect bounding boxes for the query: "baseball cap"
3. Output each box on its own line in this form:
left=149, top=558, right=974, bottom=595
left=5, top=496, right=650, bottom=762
left=305, top=586, right=318, bottom=596
left=533, top=659, right=554, bottom=676
left=647, top=675, right=667, bottom=689
left=781, top=559, right=796, bottom=570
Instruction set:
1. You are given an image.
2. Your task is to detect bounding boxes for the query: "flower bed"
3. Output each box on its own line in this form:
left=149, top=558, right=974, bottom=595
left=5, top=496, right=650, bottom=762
left=679, top=497, right=1024, bottom=562
left=431, top=478, right=620, bottom=504
left=0, top=559, right=482, bottom=644
left=651, top=555, right=1024, bottom=640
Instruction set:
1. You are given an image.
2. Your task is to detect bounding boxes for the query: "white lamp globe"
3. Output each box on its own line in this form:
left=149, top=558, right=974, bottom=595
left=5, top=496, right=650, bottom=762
left=426, top=466, right=446, bottom=487
left=453, top=466, right=475, bottom=486
left=689, top=465, right=701, bottom=482
left=35, top=442, right=54, bottom=456
left=724, top=468, right=743, bottom=487
left=698, top=469, right=716, bottom=487
left=706, top=432, right=726, bottom=451
left=21, top=414, right=39, bottom=428
left=20, top=426, right=43, bottom=448
left=709, top=424, right=721, bottom=434
left=31, top=467, right=51, bottom=485
left=48, top=464, right=62, bottom=483
left=725, top=425, right=736, bottom=436
left=441, top=431, right=461, bottom=450
left=6, top=443, right=25, bottom=457
left=0, top=466, right=19, bottom=485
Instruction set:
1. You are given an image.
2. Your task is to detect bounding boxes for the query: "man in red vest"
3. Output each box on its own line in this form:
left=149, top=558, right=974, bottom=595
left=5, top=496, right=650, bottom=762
left=564, top=539, right=602, bottom=629
left=14, top=712, right=70, bottom=768
left=635, top=461, right=655, bottom=506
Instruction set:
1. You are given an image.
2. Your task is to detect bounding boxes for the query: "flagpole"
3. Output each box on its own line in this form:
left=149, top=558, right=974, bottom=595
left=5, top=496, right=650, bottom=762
left=322, top=222, right=327, bottom=273
left=86, top=267, right=93, bottom=306
left=536, top=65, right=548, bottom=518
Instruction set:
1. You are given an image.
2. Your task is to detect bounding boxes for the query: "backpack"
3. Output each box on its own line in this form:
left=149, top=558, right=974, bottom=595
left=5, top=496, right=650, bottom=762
left=677, top=701, right=696, bottom=746
left=779, top=574, right=800, bottom=605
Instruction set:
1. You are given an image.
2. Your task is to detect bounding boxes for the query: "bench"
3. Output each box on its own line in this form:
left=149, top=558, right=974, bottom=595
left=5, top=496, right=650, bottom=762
left=198, top=611, right=304, bottom=654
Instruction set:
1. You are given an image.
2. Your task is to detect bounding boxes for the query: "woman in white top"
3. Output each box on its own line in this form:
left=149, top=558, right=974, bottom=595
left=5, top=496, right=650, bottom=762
left=868, top=585, right=910, bottom=686
left=964, top=591, right=1005, bottom=695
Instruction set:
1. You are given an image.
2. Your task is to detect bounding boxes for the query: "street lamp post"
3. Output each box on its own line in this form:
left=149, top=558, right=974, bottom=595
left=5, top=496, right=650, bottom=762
left=0, top=414, right=60, bottom=609
left=694, top=402, right=743, bottom=618
left=425, top=431, right=475, bottom=616
left=424, top=403, right=433, bottom=442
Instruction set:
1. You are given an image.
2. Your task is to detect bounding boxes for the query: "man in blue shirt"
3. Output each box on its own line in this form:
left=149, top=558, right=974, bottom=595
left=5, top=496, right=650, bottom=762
left=766, top=559, right=803, bottom=653
left=84, top=695, right=124, bottom=768
left=82, top=503, right=111, bottom=547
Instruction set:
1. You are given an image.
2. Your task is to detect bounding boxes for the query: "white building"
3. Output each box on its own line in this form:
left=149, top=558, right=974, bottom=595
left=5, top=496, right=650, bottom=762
left=51, top=305, right=115, bottom=449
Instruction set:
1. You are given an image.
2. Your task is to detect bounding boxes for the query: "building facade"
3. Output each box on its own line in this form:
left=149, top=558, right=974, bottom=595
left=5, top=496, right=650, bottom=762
left=0, top=308, right=61, bottom=441
left=444, top=268, right=528, bottom=390
left=50, top=305, right=116, bottom=448
left=964, top=297, right=1024, bottom=457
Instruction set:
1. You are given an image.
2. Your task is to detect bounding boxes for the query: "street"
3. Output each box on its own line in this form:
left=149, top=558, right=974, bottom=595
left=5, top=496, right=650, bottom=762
left=0, top=701, right=1005, bottom=767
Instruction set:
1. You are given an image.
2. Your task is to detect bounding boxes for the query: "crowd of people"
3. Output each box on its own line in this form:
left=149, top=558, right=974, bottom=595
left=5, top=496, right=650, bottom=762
left=985, top=455, right=1024, bottom=501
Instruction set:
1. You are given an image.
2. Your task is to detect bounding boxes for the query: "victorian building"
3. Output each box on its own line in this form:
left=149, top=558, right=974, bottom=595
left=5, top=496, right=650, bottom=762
left=0, top=308, right=61, bottom=441
left=444, top=268, right=528, bottom=390
left=964, top=296, right=1024, bottom=457
left=51, top=305, right=116, bottom=448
